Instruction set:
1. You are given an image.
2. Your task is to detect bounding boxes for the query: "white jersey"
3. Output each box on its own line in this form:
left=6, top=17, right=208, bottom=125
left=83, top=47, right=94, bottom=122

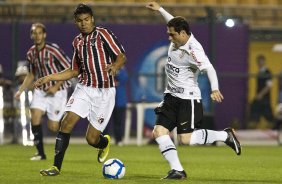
left=164, top=33, right=213, bottom=100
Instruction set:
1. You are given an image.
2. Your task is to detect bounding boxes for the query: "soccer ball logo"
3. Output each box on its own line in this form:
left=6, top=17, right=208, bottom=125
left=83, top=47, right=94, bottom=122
left=102, top=158, right=125, bottom=179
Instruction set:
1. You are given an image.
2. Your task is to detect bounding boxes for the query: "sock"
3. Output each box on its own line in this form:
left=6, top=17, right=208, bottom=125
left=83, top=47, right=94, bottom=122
left=156, top=135, right=183, bottom=171
left=54, top=131, right=71, bottom=171
left=91, top=134, right=108, bottom=149
left=31, top=125, right=45, bottom=156
left=190, top=129, right=228, bottom=145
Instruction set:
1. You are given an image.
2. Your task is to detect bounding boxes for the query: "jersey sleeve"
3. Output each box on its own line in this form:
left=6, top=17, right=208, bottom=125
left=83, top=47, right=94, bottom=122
left=99, top=28, right=125, bottom=60
left=71, top=42, right=80, bottom=71
left=159, top=7, right=174, bottom=22
left=26, top=50, right=36, bottom=74
left=50, top=43, right=71, bottom=70
left=190, top=49, right=212, bottom=71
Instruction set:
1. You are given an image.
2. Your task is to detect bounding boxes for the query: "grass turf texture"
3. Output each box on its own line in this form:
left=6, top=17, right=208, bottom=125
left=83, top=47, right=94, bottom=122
left=0, top=144, right=281, bottom=184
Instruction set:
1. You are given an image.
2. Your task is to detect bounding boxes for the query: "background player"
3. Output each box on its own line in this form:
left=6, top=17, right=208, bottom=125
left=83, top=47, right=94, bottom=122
left=14, top=23, right=71, bottom=160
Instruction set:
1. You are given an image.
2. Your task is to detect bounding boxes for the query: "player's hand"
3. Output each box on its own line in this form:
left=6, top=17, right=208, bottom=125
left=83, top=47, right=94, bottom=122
left=14, top=90, right=22, bottom=100
left=34, top=76, right=51, bottom=89
left=45, top=86, right=58, bottom=95
left=106, top=64, right=118, bottom=76
left=211, top=90, right=224, bottom=103
left=146, top=2, right=161, bottom=11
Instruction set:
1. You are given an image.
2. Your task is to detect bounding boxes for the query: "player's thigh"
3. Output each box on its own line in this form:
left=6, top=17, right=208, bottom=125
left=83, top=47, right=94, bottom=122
left=46, top=90, right=67, bottom=122
left=154, top=94, right=178, bottom=133
left=30, top=108, right=44, bottom=125
left=88, top=88, right=116, bottom=132
left=176, top=99, right=203, bottom=134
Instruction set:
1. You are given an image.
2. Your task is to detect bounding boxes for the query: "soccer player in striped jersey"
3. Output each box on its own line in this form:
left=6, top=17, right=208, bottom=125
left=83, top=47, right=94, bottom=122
left=14, top=23, right=71, bottom=161
left=35, top=4, right=126, bottom=176
left=146, top=2, right=241, bottom=180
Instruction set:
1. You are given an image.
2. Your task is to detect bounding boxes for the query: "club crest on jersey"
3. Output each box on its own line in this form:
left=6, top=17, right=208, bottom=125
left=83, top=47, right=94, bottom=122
left=66, top=98, right=74, bottom=107
left=90, top=38, right=96, bottom=46
left=179, top=50, right=185, bottom=58
left=97, top=116, right=104, bottom=124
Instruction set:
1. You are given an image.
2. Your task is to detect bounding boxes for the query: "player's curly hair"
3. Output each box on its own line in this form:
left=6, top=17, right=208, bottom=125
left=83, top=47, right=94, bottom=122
left=73, top=3, right=93, bottom=18
left=167, top=16, right=190, bottom=35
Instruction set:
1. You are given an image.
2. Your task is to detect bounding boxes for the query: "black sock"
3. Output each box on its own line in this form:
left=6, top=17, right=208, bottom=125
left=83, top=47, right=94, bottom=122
left=92, top=134, right=108, bottom=149
left=54, top=131, right=70, bottom=171
left=31, top=125, right=45, bottom=156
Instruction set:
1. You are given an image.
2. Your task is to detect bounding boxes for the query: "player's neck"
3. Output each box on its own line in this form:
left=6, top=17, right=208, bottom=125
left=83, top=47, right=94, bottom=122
left=36, top=42, right=45, bottom=51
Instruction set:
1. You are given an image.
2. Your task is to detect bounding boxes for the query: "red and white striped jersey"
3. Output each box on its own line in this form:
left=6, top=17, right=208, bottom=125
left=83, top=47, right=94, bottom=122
left=71, top=26, right=125, bottom=88
left=27, top=42, right=71, bottom=91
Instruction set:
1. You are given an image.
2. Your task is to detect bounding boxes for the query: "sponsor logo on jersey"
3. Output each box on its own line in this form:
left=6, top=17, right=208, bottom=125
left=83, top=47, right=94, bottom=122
left=167, top=85, right=184, bottom=93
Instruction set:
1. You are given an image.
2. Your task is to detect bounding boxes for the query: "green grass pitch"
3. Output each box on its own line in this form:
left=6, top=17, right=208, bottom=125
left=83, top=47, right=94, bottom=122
left=0, top=144, right=281, bottom=184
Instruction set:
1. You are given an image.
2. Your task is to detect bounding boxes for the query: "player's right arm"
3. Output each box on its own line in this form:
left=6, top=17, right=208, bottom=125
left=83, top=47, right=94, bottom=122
left=14, top=72, right=34, bottom=100
left=34, top=68, right=79, bottom=88
left=146, top=2, right=174, bottom=22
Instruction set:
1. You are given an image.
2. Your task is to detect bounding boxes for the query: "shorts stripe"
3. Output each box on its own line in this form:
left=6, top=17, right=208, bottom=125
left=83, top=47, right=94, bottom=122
left=191, top=99, right=195, bottom=129
left=204, top=129, right=208, bottom=144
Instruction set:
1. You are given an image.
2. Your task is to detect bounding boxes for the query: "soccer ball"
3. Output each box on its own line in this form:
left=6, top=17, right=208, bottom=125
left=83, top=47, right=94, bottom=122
left=102, top=158, right=125, bottom=179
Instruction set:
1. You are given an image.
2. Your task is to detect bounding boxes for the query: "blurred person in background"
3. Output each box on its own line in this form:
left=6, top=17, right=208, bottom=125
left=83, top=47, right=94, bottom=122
left=0, top=64, right=14, bottom=143
left=14, top=65, right=33, bottom=145
left=35, top=3, right=126, bottom=176
left=248, top=55, right=274, bottom=129
left=105, top=67, right=128, bottom=146
left=14, top=23, right=71, bottom=160
left=0, top=64, right=12, bottom=86
left=146, top=2, right=241, bottom=180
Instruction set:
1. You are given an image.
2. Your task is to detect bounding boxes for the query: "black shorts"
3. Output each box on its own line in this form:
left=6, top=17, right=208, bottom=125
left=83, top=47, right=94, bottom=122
left=154, top=93, right=203, bottom=134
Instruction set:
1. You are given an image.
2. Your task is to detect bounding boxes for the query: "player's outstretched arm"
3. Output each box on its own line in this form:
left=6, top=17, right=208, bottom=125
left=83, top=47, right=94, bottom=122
left=14, top=72, right=34, bottom=100
left=34, top=68, right=78, bottom=88
left=146, top=1, right=174, bottom=22
left=206, top=66, right=224, bottom=103
left=146, top=2, right=161, bottom=11
left=211, top=90, right=224, bottom=103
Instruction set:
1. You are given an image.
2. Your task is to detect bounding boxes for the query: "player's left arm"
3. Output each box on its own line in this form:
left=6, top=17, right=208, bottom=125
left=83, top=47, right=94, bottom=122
left=205, top=66, right=224, bottom=103
left=100, top=29, right=126, bottom=76
left=146, top=2, right=174, bottom=23
left=106, top=53, right=126, bottom=76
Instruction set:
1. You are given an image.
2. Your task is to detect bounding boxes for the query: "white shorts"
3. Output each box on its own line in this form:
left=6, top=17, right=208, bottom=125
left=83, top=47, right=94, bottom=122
left=30, top=89, right=68, bottom=121
left=65, top=83, right=115, bottom=132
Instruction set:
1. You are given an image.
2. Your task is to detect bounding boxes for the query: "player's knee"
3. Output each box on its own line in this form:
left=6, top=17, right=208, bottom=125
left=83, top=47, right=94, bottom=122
left=152, top=126, right=168, bottom=138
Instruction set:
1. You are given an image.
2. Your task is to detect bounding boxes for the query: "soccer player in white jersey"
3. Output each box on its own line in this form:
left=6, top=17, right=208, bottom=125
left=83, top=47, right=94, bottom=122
left=146, top=2, right=241, bottom=180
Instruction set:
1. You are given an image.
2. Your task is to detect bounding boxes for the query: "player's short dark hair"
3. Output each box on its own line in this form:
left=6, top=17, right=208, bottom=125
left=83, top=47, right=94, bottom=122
left=73, top=3, right=93, bottom=18
left=30, top=22, right=46, bottom=34
left=257, top=54, right=265, bottom=61
left=167, top=16, right=190, bottom=35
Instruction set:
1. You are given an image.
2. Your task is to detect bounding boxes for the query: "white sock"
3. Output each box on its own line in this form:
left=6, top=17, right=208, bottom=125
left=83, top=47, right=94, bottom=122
left=190, top=129, right=228, bottom=145
left=155, top=135, right=184, bottom=171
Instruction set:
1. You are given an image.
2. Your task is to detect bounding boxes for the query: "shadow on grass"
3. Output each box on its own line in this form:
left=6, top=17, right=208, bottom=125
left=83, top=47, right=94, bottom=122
left=193, top=177, right=281, bottom=183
